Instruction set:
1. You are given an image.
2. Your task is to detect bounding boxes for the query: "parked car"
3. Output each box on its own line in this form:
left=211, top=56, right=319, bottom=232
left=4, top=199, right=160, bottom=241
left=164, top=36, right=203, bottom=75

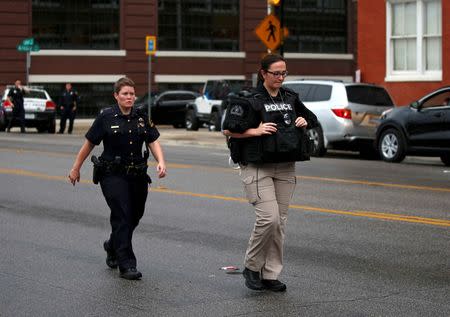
left=375, top=86, right=450, bottom=166
left=282, top=80, right=394, bottom=157
left=186, top=79, right=247, bottom=131
left=135, top=90, right=199, bottom=128
left=1, top=86, right=56, bottom=133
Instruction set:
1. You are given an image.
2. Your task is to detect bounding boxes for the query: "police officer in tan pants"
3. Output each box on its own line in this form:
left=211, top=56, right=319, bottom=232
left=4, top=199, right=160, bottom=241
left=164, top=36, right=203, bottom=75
left=222, top=54, right=317, bottom=291
left=241, top=162, right=296, bottom=281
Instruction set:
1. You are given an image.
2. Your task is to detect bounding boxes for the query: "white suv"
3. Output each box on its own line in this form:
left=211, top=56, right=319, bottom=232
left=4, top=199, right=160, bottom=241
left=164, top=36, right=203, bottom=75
left=282, top=80, right=394, bottom=157
left=1, top=86, right=57, bottom=133
left=185, top=79, right=246, bottom=131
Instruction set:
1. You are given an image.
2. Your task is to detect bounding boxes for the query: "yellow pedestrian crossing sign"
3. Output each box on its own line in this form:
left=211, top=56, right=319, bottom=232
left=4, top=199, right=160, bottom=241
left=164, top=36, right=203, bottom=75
left=255, top=14, right=288, bottom=51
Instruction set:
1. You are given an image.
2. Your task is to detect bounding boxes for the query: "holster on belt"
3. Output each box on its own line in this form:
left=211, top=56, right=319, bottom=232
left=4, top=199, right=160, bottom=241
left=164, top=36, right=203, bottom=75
left=91, top=155, right=104, bottom=185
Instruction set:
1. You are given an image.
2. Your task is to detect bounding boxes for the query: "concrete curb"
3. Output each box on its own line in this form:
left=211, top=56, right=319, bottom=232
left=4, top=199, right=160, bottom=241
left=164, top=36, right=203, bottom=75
left=66, top=119, right=228, bottom=150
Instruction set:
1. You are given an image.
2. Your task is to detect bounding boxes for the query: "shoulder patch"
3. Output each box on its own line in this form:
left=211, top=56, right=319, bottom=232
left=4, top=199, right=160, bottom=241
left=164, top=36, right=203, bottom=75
left=230, top=104, right=244, bottom=116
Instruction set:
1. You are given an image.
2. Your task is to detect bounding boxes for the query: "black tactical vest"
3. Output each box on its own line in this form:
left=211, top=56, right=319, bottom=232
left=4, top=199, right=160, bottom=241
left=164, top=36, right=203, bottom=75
left=224, top=89, right=313, bottom=164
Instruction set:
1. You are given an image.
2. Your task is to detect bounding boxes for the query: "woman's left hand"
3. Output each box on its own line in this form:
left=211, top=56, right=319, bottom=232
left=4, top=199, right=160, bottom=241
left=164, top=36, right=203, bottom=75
left=295, top=116, right=308, bottom=128
left=156, top=162, right=167, bottom=178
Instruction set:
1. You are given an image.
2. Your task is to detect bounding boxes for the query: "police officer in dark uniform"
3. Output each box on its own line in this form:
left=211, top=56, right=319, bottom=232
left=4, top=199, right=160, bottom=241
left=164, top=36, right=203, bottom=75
left=68, top=77, right=167, bottom=280
left=223, top=54, right=318, bottom=292
left=58, top=83, right=79, bottom=134
left=6, top=79, right=27, bottom=133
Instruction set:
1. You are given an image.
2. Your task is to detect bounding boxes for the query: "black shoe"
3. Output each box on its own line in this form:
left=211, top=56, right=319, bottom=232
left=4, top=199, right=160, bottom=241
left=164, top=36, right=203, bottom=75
left=103, top=240, right=118, bottom=269
left=120, top=267, right=142, bottom=280
left=242, top=268, right=264, bottom=290
left=262, top=279, right=287, bottom=292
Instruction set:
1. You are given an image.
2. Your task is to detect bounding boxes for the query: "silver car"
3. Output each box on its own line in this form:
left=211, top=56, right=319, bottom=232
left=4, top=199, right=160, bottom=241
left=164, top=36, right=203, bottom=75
left=283, top=80, right=394, bottom=157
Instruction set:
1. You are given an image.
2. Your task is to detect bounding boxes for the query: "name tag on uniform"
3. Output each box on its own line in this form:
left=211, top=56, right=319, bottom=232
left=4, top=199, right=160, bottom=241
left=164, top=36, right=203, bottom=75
left=111, top=125, right=119, bottom=128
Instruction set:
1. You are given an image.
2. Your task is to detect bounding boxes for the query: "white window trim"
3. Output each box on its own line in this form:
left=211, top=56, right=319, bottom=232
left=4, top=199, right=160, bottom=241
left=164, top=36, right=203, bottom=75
left=385, top=0, right=442, bottom=82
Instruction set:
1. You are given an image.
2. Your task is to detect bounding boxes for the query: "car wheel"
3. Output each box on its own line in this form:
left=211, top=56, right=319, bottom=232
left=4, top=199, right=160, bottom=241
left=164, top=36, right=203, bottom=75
left=209, top=111, right=221, bottom=132
left=307, top=126, right=327, bottom=157
left=185, top=109, right=199, bottom=131
left=378, top=128, right=406, bottom=163
left=440, top=154, right=450, bottom=166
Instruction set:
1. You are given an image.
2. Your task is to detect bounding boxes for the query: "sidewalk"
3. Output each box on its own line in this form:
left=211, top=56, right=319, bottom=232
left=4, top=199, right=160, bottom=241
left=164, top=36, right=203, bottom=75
left=69, top=119, right=228, bottom=149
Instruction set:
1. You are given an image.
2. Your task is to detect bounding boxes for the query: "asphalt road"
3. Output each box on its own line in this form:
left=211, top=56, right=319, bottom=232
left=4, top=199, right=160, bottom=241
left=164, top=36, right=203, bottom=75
left=0, top=130, right=449, bottom=316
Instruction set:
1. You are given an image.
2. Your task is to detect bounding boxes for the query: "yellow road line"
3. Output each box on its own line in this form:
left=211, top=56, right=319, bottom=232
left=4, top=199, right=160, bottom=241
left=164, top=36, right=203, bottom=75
left=150, top=187, right=450, bottom=227
left=1, top=167, right=449, bottom=227
left=297, top=175, right=450, bottom=193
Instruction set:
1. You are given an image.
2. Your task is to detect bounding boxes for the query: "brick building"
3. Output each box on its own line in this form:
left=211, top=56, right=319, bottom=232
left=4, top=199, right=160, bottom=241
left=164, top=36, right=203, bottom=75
left=358, top=0, right=448, bottom=105
left=1, top=0, right=356, bottom=116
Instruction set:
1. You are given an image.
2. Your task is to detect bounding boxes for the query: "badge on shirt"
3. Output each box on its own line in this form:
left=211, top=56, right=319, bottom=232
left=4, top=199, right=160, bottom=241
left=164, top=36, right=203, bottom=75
left=283, top=113, right=292, bottom=126
left=138, top=117, right=145, bottom=128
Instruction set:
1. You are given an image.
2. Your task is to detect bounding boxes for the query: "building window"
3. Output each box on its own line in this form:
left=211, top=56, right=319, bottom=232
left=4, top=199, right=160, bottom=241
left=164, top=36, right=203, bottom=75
left=386, top=0, right=442, bottom=81
left=282, top=0, right=347, bottom=53
left=32, top=0, right=120, bottom=49
left=158, top=0, right=240, bottom=51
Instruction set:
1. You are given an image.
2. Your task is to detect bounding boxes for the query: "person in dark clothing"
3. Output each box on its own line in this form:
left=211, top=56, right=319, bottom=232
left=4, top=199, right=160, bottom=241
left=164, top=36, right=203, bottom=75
left=6, top=80, right=27, bottom=133
left=223, top=54, right=318, bottom=292
left=58, top=83, right=79, bottom=134
left=68, top=77, right=167, bottom=280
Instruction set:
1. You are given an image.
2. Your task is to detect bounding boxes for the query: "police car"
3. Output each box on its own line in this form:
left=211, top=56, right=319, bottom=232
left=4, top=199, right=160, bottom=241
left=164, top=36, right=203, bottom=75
left=1, top=86, right=56, bottom=133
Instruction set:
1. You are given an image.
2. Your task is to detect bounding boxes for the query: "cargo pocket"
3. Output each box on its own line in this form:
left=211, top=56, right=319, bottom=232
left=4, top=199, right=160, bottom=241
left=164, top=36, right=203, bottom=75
left=240, top=167, right=258, bottom=205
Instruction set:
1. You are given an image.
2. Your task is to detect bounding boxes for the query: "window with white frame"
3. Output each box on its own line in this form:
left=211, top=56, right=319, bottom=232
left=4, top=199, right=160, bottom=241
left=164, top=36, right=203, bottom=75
left=386, top=0, right=442, bottom=81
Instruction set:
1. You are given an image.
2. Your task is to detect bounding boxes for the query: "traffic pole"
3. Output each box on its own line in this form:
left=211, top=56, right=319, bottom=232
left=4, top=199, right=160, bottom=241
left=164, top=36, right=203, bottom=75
left=147, top=54, right=152, bottom=123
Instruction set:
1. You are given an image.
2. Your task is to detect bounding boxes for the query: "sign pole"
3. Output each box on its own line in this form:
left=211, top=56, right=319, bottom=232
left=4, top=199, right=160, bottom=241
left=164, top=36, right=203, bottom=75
left=26, top=51, right=30, bottom=85
left=279, top=1, right=284, bottom=57
left=145, top=35, right=156, bottom=124
left=147, top=54, right=152, bottom=122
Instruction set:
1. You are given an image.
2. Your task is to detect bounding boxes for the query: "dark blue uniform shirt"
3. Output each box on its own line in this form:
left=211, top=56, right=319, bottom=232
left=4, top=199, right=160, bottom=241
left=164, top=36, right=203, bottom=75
left=86, top=105, right=160, bottom=164
left=60, top=89, right=79, bottom=110
left=7, top=88, right=25, bottom=111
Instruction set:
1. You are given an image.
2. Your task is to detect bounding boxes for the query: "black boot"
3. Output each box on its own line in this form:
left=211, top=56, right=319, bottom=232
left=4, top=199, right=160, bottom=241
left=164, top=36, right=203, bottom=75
left=242, top=268, right=264, bottom=290
left=120, top=267, right=142, bottom=280
left=103, top=240, right=118, bottom=269
left=262, top=279, right=287, bottom=292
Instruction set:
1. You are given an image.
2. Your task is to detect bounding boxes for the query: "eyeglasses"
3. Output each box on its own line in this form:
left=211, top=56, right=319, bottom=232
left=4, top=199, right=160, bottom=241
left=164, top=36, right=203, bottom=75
left=266, top=70, right=288, bottom=78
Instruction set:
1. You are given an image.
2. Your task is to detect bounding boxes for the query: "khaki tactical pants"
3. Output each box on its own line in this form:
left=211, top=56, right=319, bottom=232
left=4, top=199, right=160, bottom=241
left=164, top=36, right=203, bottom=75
left=240, top=162, right=296, bottom=280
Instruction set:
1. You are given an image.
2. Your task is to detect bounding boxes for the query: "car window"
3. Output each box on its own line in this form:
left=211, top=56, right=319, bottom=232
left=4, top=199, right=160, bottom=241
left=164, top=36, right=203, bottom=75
left=421, top=91, right=450, bottom=109
left=346, top=86, right=394, bottom=106
left=178, top=93, right=196, bottom=100
left=159, top=94, right=170, bottom=102
left=25, top=90, right=47, bottom=99
left=204, top=82, right=216, bottom=99
left=312, top=85, right=332, bottom=101
left=283, top=83, right=331, bottom=102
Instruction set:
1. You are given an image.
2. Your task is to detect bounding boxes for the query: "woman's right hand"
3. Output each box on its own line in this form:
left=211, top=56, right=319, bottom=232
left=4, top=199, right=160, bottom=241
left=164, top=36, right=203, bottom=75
left=256, top=122, right=277, bottom=136
left=68, top=168, right=80, bottom=186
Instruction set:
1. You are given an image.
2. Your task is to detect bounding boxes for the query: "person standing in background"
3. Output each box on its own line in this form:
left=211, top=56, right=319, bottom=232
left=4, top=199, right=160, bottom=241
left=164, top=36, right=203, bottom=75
left=58, top=83, right=79, bottom=134
left=6, top=79, right=28, bottom=133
